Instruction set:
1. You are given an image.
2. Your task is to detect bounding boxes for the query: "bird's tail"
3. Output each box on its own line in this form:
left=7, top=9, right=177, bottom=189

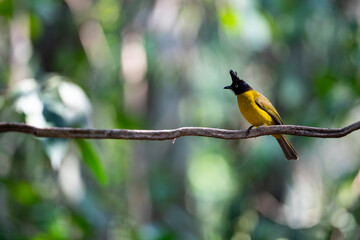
left=275, top=135, right=298, bottom=161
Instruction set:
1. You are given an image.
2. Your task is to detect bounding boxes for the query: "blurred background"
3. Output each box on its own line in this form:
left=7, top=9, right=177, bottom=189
left=0, top=0, right=360, bottom=239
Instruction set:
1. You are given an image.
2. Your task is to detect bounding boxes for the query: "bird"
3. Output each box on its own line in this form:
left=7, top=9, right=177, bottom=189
left=224, top=70, right=298, bottom=160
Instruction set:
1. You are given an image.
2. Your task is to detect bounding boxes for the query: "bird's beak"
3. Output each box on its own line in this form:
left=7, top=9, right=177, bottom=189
left=224, top=85, right=232, bottom=90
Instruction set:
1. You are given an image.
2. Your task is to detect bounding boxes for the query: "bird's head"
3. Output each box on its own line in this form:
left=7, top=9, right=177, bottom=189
left=224, top=70, right=252, bottom=95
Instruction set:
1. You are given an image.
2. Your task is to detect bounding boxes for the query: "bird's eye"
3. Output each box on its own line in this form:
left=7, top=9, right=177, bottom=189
left=235, top=84, right=239, bottom=88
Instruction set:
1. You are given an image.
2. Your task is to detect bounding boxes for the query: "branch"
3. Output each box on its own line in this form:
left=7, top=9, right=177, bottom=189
left=0, top=121, right=359, bottom=140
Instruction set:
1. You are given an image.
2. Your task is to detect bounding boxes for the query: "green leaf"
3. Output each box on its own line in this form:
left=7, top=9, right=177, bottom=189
left=9, top=181, right=39, bottom=205
left=76, top=139, right=107, bottom=185
left=218, top=7, right=239, bottom=30
left=0, top=0, right=13, bottom=18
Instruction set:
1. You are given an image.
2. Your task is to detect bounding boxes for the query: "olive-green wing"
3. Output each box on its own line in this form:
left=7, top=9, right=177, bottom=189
left=255, top=96, right=284, bottom=125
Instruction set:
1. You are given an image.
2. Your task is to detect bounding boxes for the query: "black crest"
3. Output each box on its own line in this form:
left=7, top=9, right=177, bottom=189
left=224, top=70, right=252, bottom=95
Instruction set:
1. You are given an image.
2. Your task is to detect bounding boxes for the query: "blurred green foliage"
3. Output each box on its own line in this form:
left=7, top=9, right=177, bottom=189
left=0, top=0, right=360, bottom=239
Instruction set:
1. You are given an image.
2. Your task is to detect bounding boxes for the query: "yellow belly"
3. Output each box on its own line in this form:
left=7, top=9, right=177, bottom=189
left=237, top=90, right=274, bottom=127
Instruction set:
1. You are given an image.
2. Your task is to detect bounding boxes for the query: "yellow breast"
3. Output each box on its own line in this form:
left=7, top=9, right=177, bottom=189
left=236, top=90, right=274, bottom=127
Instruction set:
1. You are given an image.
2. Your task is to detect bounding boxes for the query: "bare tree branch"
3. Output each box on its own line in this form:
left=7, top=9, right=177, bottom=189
left=0, top=121, right=359, bottom=140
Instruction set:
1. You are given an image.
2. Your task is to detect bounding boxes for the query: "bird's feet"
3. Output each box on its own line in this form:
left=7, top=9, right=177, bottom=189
left=246, top=126, right=254, bottom=135
left=246, top=124, right=265, bottom=135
